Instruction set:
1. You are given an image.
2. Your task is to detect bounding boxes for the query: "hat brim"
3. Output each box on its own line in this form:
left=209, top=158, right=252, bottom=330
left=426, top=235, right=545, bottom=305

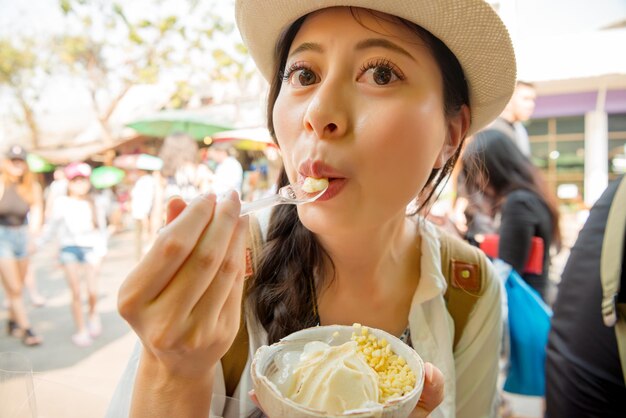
left=236, top=0, right=516, bottom=135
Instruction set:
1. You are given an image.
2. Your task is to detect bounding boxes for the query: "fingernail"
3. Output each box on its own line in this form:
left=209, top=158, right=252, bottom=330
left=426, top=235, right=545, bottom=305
left=166, top=195, right=180, bottom=205
left=227, top=190, right=240, bottom=202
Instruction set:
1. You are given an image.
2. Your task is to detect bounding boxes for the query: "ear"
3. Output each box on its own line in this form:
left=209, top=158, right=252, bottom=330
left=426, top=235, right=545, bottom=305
left=433, top=104, right=470, bottom=168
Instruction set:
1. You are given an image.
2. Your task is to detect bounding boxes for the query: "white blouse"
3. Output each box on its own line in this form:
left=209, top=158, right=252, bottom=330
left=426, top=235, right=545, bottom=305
left=106, top=221, right=503, bottom=418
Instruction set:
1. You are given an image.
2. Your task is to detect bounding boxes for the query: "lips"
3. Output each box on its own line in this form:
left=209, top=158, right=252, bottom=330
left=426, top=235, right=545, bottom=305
left=299, top=159, right=344, bottom=179
left=298, top=159, right=347, bottom=201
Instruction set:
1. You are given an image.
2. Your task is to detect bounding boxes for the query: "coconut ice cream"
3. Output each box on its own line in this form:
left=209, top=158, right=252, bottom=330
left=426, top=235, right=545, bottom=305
left=271, top=340, right=379, bottom=414
left=251, top=324, right=425, bottom=418
left=301, top=177, right=329, bottom=194
left=267, top=324, right=416, bottom=415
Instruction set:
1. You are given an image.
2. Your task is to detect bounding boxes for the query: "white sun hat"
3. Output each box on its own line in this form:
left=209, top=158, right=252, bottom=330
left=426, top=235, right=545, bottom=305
left=235, top=0, right=516, bottom=136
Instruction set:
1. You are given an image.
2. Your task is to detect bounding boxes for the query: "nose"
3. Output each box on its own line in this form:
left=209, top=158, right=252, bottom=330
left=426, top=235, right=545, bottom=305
left=302, top=76, right=349, bottom=140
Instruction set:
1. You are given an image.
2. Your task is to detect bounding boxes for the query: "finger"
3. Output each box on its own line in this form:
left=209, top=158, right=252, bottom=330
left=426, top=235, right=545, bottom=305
left=161, top=191, right=242, bottom=312
left=416, top=362, right=445, bottom=412
left=221, top=216, right=249, bottom=315
left=166, top=196, right=187, bottom=225
left=248, top=390, right=267, bottom=415
left=191, top=206, right=248, bottom=320
left=118, top=194, right=217, bottom=307
left=211, top=218, right=248, bottom=348
left=248, top=390, right=260, bottom=409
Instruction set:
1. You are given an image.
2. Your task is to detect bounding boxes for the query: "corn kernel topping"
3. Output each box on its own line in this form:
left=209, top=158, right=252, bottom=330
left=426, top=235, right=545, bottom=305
left=351, top=324, right=416, bottom=402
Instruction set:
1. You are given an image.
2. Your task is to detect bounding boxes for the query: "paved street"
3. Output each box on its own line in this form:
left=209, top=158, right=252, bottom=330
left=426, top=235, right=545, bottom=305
left=0, top=229, right=139, bottom=417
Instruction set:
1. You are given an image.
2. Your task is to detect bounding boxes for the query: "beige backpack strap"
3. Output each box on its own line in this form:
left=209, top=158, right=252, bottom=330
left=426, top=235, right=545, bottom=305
left=600, top=176, right=626, bottom=383
left=221, top=214, right=263, bottom=396
left=440, top=232, right=487, bottom=349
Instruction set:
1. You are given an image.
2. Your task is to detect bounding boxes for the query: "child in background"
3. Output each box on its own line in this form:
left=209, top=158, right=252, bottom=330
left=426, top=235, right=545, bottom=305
left=40, top=162, right=107, bottom=347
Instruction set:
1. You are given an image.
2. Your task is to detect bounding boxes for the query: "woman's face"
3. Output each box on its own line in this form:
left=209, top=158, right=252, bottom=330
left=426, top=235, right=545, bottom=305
left=273, top=7, right=458, bottom=233
left=68, top=176, right=91, bottom=196
left=4, top=158, right=28, bottom=178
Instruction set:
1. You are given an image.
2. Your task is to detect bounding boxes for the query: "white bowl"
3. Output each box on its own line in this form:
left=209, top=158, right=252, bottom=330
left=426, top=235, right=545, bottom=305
left=251, top=325, right=425, bottom=418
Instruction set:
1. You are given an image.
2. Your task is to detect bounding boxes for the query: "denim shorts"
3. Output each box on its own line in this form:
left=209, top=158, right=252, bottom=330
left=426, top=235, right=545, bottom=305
left=0, top=225, right=29, bottom=259
left=59, top=246, right=98, bottom=265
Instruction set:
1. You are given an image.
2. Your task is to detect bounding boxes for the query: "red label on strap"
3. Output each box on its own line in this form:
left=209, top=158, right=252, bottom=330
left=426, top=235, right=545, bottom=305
left=245, top=247, right=253, bottom=278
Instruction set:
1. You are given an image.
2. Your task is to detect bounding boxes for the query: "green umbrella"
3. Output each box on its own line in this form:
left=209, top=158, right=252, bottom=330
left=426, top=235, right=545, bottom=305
left=126, top=110, right=232, bottom=140
left=26, top=154, right=55, bottom=173
left=90, top=166, right=125, bottom=189
left=113, top=154, right=163, bottom=171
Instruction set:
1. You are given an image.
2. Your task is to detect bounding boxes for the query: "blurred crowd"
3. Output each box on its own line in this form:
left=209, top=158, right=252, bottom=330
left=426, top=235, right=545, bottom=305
left=0, top=135, right=280, bottom=348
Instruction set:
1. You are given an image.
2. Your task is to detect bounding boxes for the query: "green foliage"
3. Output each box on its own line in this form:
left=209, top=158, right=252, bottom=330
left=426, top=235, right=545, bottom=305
left=168, top=81, right=195, bottom=109
left=2, top=0, right=254, bottom=146
left=60, top=0, right=72, bottom=14
left=0, top=40, right=36, bottom=86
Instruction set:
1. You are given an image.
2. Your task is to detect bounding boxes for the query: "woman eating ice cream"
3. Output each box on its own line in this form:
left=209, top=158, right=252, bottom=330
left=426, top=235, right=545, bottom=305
left=109, top=1, right=515, bottom=417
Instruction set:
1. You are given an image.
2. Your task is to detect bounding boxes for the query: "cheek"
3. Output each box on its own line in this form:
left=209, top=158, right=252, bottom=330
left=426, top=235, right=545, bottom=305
left=272, top=97, right=297, bottom=178
left=357, top=97, right=446, bottom=193
left=272, top=92, right=312, bottom=184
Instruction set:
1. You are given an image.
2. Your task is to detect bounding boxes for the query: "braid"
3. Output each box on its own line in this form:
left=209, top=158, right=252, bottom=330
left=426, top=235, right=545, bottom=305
left=248, top=169, right=328, bottom=344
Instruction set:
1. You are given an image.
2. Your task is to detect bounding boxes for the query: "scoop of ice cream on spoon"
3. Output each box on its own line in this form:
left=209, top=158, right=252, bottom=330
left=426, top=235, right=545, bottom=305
left=239, top=177, right=328, bottom=216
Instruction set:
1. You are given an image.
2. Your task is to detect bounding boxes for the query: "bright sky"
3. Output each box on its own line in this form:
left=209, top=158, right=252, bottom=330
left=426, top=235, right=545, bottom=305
left=0, top=0, right=237, bottom=38
left=502, top=0, right=625, bottom=38
left=1, top=0, right=624, bottom=39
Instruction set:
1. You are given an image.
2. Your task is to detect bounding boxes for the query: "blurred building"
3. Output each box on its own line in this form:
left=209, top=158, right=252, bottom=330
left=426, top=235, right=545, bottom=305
left=491, top=0, right=626, bottom=207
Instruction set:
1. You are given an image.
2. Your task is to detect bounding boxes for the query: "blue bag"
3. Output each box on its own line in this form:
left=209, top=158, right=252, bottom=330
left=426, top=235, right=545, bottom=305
left=503, top=267, right=552, bottom=396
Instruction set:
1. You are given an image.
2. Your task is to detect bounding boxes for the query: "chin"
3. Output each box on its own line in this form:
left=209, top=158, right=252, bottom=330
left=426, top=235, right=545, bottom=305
left=296, top=204, right=343, bottom=234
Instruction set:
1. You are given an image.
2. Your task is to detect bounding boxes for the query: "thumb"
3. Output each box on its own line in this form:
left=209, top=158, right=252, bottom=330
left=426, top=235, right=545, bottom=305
left=417, top=362, right=445, bottom=412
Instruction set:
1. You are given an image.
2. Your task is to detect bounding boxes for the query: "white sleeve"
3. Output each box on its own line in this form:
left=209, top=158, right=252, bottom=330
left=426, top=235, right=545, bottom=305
left=454, top=259, right=503, bottom=418
left=105, top=340, right=227, bottom=418
left=37, top=199, right=63, bottom=247
left=105, top=340, right=141, bottom=418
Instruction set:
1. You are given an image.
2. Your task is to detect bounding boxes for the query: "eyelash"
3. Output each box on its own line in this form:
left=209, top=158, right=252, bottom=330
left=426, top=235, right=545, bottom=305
left=280, top=58, right=406, bottom=83
left=281, top=61, right=310, bottom=82
left=358, top=58, right=405, bottom=81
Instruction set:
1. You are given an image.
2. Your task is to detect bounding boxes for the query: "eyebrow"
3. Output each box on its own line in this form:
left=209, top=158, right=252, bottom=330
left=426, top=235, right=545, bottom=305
left=355, top=38, right=415, bottom=61
left=288, top=38, right=415, bottom=61
left=289, top=42, right=324, bottom=58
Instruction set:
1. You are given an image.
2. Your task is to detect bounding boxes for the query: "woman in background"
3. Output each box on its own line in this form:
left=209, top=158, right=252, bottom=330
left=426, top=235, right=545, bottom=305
left=0, top=144, right=44, bottom=346
left=461, top=130, right=561, bottom=302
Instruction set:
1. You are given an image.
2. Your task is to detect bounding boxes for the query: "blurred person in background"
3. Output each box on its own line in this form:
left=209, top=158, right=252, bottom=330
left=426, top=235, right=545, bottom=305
left=130, top=168, right=157, bottom=260
left=44, top=165, right=68, bottom=220
left=446, top=80, right=537, bottom=245
left=207, top=143, right=243, bottom=197
left=450, top=81, right=538, bottom=243
left=39, top=162, right=107, bottom=347
left=461, top=129, right=561, bottom=302
left=489, top=80, right=536, bottom=157
left=0, top=144, right=44, bottom=346
left=545, top=176, right=626, bottom=417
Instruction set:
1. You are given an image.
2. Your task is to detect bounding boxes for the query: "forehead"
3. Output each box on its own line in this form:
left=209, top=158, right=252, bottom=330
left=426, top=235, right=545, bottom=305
left=294, top=7, right=430, bottom=51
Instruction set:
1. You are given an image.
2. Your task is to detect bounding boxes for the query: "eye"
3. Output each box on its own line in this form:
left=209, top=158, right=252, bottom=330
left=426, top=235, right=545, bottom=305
left=358, top=59, right=405, bottom=86
left=282, top=62, right=319, bottom=87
